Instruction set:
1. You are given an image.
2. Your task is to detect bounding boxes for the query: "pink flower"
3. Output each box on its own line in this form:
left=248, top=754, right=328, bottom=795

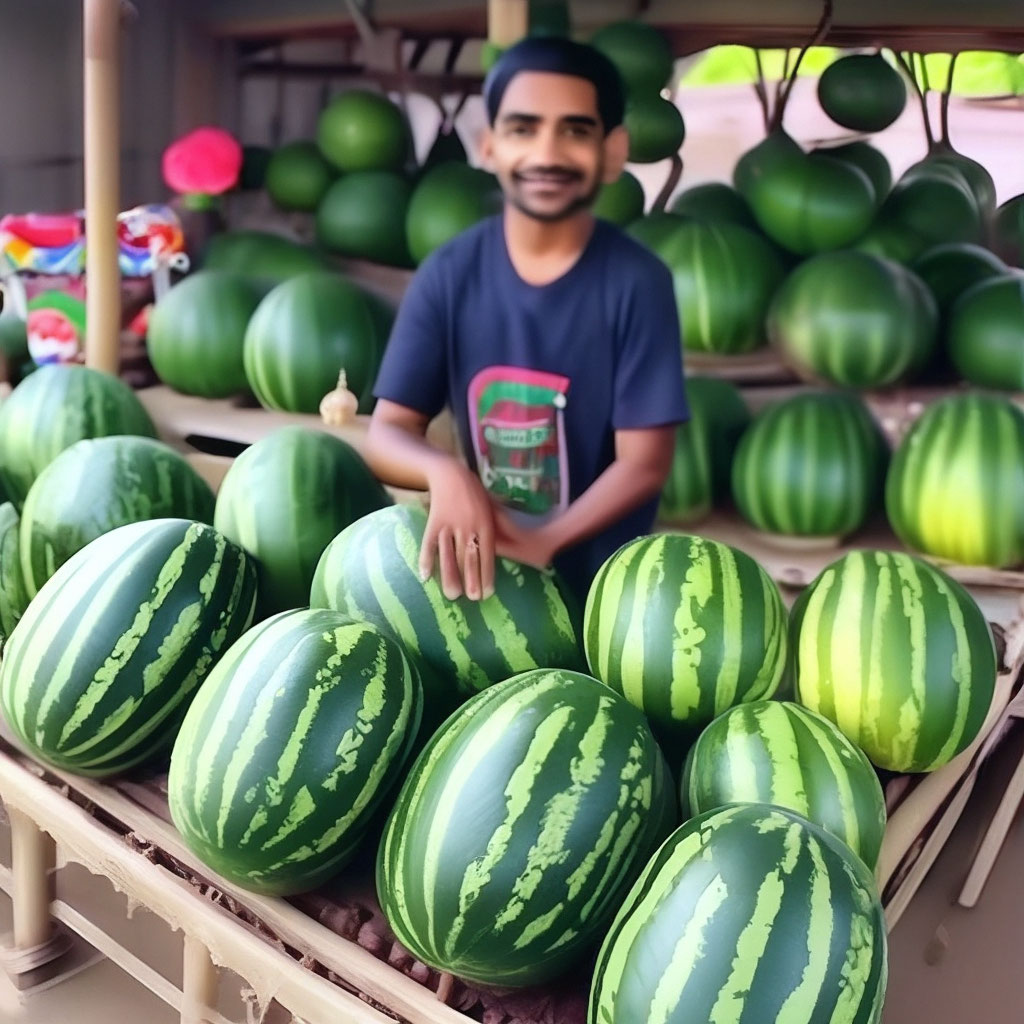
left=162, top=127, right=243, bottom=197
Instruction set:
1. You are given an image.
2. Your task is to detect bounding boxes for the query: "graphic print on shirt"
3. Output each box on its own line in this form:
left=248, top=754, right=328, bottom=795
left=467, top=366, right=570, bottom=517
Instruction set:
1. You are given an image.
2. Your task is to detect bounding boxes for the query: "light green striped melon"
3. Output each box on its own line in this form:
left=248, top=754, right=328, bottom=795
left=793, top=550, right=996, bottom=772
left=885, top=393, right=1024, bottom=569
left=590, top=803, right=888, bottom=1024
left=377, top=668, right=676, bottom=987
left=169, top=609, right=421, bottom=895
left=683, top=700, right=887, bottom=868
left=731, top=391, right=888, bottom=539
left=311, top=504, right=584, bottom=719
left=0, top=519, right=258, bottom=777
left=584, top=534, right=789, bottom=740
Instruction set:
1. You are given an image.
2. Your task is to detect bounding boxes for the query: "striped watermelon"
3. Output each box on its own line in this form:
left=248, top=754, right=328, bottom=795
left=590, top=803, right=888, bottom=1024
left=0, top=502, right=28, bottom=647
left=731, top=391, right=888, bottom=539
left=658, top=377, right=750, bottom=525
left=948, top=274, right=1024, bottom=391
left=0, top=364, right=157, bottom=504
left=885, top=393, right=1024, bottom=568
left=20, top=436, right=215, bottom=599
left=169, top=609, right=421, bottom=895
left=682, top=700, right=887, bottom=869
left=584, top=534, right=788, bottom=740
left=215, top=427, right=392, bottom=616
left=310, top=504, right=584, bottom=718
left=377, top=668, right=676, bottom=987
left=793, top=550, right=996, bottom=772
left=0, top=519, right=258, bottom=777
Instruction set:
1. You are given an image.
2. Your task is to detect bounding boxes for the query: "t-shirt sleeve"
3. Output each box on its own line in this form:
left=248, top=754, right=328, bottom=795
left=612, top=258, right=689, bottom=430
left=372, top=256, right=448, bottom=418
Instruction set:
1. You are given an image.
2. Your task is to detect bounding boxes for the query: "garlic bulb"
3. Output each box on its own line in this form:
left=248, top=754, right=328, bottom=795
left=320, top=369, right=358, bottom=426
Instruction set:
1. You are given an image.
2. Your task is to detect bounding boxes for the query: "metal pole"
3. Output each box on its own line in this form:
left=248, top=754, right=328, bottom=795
left=83, top=0, right=122, bottom=374
left=488, top=0, right=529, bottom=46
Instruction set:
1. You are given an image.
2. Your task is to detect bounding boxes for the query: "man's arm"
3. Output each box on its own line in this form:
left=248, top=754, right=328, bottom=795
left=493, top=424, right=676, bottom=568
left=366, top=400, right=497, bottom=602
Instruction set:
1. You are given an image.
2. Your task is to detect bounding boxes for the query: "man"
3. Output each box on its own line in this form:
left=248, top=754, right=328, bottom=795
left=365, top=36, right=688, bottom=605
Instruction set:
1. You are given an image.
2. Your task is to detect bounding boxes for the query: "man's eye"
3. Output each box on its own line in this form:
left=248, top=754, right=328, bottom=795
left=507, top=124, right=533, bottom=136
left=565, top=125, right=593, bottom=139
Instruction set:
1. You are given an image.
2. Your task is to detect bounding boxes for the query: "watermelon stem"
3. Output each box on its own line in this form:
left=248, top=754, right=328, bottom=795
left=770, top=0, right=834, bottom=133
left=751, top=49, right=772, bottom=134
left=653, top=154, right=684, bottom=212
left=893, top=50, right=936, bottom=148
left=939, top=51, right=960, bottom=145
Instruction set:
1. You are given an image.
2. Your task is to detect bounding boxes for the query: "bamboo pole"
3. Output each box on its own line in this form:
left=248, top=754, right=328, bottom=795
left=83, top=0, right=122, bottom=374
left=488, top=0, right=529, bottom=46
left=181, top=934, right=220, bottom=1024
left=9, top=809, right=55, bottom=950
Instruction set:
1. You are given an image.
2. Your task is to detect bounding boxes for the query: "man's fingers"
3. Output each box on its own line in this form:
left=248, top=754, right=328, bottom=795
left=462, top=531, right=483, bottom=602
left=437, top=527, right=462, bottom=600
left=478, top=525, right=496, bottom=600
left=419, top=524, right=438, bottom=582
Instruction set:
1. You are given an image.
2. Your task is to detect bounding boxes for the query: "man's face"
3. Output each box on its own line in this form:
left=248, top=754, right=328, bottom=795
left=483, top=71, right=610, bottom=223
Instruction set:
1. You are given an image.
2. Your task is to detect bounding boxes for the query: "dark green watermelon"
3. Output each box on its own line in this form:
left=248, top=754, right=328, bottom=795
left=911, top=242, right=1006, bottom=317
left=265, top=141, right=336, bottom=212
left=625, top=96, right=685, bottom=164
left=317, top=171, right=414, bottom=267
left=995, top=194, right=1024, bottom=266
left=590, top=21, right=674, bottom=94
left=201, top=231, right=329, bottom=288
left=948, top=274, right=1024, bottom=390
left=627, top=212, right=689, bottom=253
left=670, top=182, right=758, bottom=229
left=594, top=171, right=646, bottom=225
left=813, top=141, right=892, bottom=202
left=817, top=53, right=906, bottom=132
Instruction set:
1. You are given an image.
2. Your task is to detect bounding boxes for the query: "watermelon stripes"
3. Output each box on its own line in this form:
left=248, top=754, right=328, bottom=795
left=793, top=549, right=996, bottom=772
left=377, top=669, right=674, bottom=987
left=0, top=519, right=257, bottom=777
left=0, top=502, right=28, bottom=647
left=584, top=534, right=788, bottom=737
left=684, top=700, right=887, bottom=869
left=170, top=609, right=421, bottom=895
left=590, top=804, right=888, bottom=1024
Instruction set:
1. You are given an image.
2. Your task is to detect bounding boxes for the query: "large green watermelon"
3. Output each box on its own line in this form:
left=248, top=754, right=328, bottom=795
left=19, top=436, right=215, bottom=599
left=670, top=181, right=758, bottom=229
left=317, top=171, right=414, bottom=267
left=911, top=242, right=1006, bottom=317
left=657, top=220, right=785, bottom=354
left=682, top=700, right=887, bottom=869
left=793, top=549, right=996, bottom=772
left=817, top=53, right=907, bottom=132
left=658, top=376, right=750, bottom=524
left=624, top=96, right=685, bottom=164
left=627, top=211, right=689, bottom=253
left=994, top=193, right=1024, bottom=266
left=0, top=365, right=157, bottom=505
left=243, top=272, right=384, bottom=415
left=814, top=141, right=892, bottom=203
left=0, top=502, right=28, bottom=647
left=214, top=427, right=392, bottom=616
left=731, top=391, right=888, bottom=539
left=310, top=504, right=584, bottom=718
left=948, top=274, right=1024, bottom=390
left=590, top=804, right=888, bottom=1024
left=767, top=250, right=935, bottom=387
left=317, top=90, right=411, bottom=173
left=908, top=149, right=997, bottom=220
left=406, top=161, right=502, bottom=265
left=378, top=668, right=675, bottom=987
left=147, top=270, right=262, bottom=398
left=169, top=609, right=421, bottom=895
left=265, top=141, right=336, bottom=212
left=584, top=534, right=788, bottom=741
left=885, top=393, right=1024, bottom=568
left=0, top=519, right=257, bottom=777
left=593, top=171, right=646, bottom=226
left=590, top=21, right=675, bottom=95
left=201, top=231, right=330, bottom=288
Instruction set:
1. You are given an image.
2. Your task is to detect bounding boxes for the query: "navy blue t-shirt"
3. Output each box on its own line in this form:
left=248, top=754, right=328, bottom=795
left=374, top=214, right=689, bottom=600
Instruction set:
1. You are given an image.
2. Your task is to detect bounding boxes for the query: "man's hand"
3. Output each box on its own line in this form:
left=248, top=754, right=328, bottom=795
left=493, top=505, right=559, bottom=570
left=421, top=460, right=496, bottom=601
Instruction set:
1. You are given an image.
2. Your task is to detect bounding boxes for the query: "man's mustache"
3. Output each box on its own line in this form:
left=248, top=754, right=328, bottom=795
left=513, top=167, right=584, bottom=182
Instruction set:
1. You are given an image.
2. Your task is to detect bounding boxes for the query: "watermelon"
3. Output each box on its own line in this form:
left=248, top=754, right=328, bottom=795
left=0, top=519, right=258, bottom=777
left=627, top=211, right=689, bottom=253
left=657, top=220, right=785, bottom=354
left=405, top=162, right=502, bottom=265
left=815, top=141, right=892, bottom=203
left=169, top=609, right=421, bottom=895
left=731, top=391, right=888, bottom=539
left=19, top=436, right=215, bottom=600
left=885, top=393, right=1024, bottom=569
left=658, top=376, right=750, bottom=524
left=201, top=230, right=329, bottom=287
left=0, top=502, right=28, bottom=647
left=146, top=269, right=262, bottom=398
left=0, top=312, right=30, bottom=367
left=948, top=274, right=1024, bottom=390
left=767, top=250, right=935, bottom=387
left=682, top=700, right=887, bottom=869
left=214, top=427, right=392, bottom=616
left=911, top=242, right=1006, bottom=318
left=908, top=150, right=996, bottom=219
left=317, top=90, right=411, bottom=173
left=377, top=668, right=675, bottom=987
left=624, top=96, right=685, bottom=163
left=243, top=272, right=384, bottom=415
left=817, top=53, right=907, bottom=132
left=265, top=141, right=336, bottom=212
left=0, top=364, right=157, bottom=505
left=669, top=182, right=758, bottom=229
left=310, top=504, right=584, bottom=718
left=994, top=193, right=1024, bottom=266
left=590, top=21, right=675, bottom=95
left=594, top=171, right=646, bottom=226
left=316, top=171, right=414, bottom=267
left=590, top=804, right=888, bottom=1024
left=584, top=534, right=788, bottom=740
left=793, top=549, right=996, bottom=772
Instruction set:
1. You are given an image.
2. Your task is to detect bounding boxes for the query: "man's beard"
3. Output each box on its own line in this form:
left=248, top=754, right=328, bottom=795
left=505, top=169, right=602, bottom=223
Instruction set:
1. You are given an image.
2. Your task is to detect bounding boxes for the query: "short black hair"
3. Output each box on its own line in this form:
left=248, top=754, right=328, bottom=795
left=483, top=36, right=626, bottom=133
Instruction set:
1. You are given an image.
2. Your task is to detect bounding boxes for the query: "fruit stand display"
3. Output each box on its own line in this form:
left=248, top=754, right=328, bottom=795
left=3, top=1, right=1024, bottom=1023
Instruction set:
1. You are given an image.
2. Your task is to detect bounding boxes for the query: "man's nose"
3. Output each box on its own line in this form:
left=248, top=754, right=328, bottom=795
left=532, top=126, right=564, bottom=165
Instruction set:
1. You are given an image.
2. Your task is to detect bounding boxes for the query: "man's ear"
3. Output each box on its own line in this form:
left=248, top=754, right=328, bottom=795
left=601, top=124, right=630, bottom=184
left=479, top=126, right=496, bottom=173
